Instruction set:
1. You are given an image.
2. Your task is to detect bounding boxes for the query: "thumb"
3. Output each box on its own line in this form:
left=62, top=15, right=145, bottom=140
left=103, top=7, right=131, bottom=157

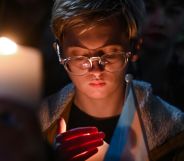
left=57, top=117, right=66, bottom=134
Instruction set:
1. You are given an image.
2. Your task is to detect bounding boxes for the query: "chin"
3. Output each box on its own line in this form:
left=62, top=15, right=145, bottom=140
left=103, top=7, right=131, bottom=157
left=85, top=88, right=114, bottom=100
left=86, top=93, right=109, bottom=100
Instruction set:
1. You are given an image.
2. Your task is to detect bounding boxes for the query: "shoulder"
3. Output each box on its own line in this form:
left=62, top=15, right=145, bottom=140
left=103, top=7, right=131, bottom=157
left=133, top=80, right=184, bottom=121
left=38, top=83, right=75, bottom=131
left=133, top=80, right=184, bottom=150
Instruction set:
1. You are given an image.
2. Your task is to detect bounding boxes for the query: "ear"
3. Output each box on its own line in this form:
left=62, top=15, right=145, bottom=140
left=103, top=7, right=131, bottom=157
left=53, top=41, right=57, bottom=51
left=135, top=37, right=143, bottom=51
left=130, top=54, right=139, bottom=62
left=130, top=36, right=143, bottom=51
left=129, top=37, right=143, bottom=62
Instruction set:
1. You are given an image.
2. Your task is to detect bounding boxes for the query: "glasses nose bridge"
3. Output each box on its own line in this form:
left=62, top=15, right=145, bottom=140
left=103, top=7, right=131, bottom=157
left=89, top=56, right=102, bottom=64
left=88, top=56, right=104, bottom=71
left=89, top=56, right=101, bottom=62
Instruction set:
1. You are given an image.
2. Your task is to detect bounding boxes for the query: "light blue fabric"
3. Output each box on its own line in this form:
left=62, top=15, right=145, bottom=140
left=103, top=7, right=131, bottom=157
left=104, top=85, right=137, bottom=160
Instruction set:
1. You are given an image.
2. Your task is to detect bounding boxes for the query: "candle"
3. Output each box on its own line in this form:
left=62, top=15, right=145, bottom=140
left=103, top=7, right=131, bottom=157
left=0, top=37, right=18, bottom=55
left=0, top=37, right=43, bottom=106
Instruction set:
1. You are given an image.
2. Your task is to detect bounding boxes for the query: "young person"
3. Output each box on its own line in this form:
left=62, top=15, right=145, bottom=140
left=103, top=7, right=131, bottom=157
left=39, top=0, right=184, bottom=160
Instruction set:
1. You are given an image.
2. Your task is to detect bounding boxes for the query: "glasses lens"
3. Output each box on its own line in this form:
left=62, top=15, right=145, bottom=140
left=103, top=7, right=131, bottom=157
left=65, top=56, right=90, bottom=75
left=101, top=52, right=127, bottom=72
left=63, top=52, right=128, bottom=75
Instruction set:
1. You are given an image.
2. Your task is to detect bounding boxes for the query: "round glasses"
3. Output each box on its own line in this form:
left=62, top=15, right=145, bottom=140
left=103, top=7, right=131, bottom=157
left=60, top=52, right=131, bottom=76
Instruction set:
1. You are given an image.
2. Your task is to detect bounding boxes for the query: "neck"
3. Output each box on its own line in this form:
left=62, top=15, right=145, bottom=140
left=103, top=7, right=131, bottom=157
left=74, top=86, right=125, bottom=118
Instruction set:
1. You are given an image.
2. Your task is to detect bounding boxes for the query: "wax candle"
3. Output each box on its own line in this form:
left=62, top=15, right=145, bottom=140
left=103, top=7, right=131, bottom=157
left=0, top=37, right=43, bottom=106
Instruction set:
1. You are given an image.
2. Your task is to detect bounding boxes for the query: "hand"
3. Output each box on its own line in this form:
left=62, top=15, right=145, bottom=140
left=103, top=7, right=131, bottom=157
left=55, top=118, right=105, bottom=161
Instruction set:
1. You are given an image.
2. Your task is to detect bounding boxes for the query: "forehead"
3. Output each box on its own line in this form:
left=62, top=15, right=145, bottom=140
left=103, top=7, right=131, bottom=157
left=61, top=16, right=129, bottom=50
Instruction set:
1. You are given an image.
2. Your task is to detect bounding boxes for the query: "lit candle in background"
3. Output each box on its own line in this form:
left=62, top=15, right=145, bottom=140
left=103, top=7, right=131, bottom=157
left=0, top=37, right=43, bottom=106
left=0, top=37, right=18, bottom=55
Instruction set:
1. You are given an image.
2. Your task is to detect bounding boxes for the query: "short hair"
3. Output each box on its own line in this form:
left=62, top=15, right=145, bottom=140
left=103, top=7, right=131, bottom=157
left=51, top=0, right=145, bottom=40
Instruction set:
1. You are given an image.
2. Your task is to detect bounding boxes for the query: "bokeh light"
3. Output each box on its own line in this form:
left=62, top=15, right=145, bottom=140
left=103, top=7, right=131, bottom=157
left=0, top=37, right=18, bottom=55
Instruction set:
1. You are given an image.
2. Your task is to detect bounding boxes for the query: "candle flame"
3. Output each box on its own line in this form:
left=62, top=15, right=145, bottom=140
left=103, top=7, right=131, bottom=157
left=0, top=37, right=18, bottom=55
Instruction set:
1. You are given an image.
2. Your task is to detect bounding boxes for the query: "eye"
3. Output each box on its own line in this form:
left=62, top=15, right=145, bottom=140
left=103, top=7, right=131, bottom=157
left=104, top=54, right=117, bottom=59
left=102, top=53, right=124, bottom=63
left=68, top=56, right=90, bottom=70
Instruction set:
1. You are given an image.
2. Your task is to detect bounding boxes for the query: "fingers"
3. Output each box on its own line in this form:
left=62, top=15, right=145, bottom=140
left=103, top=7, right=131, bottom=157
left=55, top=126, right=105, bottom=161
left=70, top=139, right=103, bottom=155
left=58, top=139, right=103, bottom=160
left=56, top=126, right=98, bottom=142
left=58, top=131, right=104, bottom=151
left=57, top=131, right=105, bottom=149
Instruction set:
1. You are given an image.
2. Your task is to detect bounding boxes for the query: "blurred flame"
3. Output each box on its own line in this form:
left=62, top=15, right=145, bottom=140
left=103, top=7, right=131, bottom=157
left=0, top=37, right=18, bottom=55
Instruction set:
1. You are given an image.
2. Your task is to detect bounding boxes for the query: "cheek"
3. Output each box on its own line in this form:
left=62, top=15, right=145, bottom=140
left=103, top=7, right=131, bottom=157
left=112, top=71, right=125, bottom=86
left=69, top=75, right=87, bottom=88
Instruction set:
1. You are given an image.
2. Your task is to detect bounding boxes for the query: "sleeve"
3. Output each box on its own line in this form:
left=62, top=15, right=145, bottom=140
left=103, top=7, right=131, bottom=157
left=149, top=130, right=184, bottom=161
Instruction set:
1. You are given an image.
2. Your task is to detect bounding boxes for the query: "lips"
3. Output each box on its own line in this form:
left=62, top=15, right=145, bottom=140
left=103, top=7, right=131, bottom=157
left=89, top=81, right=106, bottom=87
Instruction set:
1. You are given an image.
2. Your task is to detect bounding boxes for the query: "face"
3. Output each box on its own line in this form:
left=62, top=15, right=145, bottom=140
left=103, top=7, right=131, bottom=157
left=61, top=17, right=131, bottom=100
left=142, top=0, right=184, bottom=50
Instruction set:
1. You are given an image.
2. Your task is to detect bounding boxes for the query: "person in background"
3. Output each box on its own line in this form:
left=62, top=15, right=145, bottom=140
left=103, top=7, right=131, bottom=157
left=168, top=31, right=184, bottom=111
left=134, top=0, right=184, bottom=110
left=39, top=0, right=184, bottom=160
